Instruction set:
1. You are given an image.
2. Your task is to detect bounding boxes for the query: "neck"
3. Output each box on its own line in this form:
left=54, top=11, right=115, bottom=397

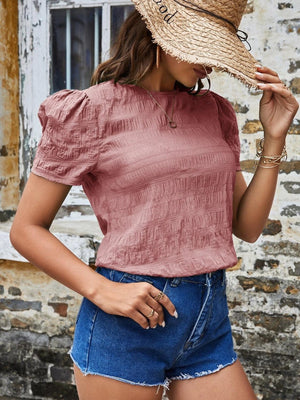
left=138, top=67, right=176, bottom=92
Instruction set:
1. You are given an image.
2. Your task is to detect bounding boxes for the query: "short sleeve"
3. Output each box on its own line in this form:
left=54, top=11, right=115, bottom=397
left=32, top=89, right=100, bottom=186
left=213, top=93, right=241, bottom=171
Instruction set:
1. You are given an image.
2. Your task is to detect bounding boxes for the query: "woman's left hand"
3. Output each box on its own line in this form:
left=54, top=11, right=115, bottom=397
left=256, top=66, right=299, bottom=140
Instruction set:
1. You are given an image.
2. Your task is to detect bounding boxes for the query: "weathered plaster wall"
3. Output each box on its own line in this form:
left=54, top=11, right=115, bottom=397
left=0, top=0, right=299, bottom=399
left=0, top=0, right=19, bottom=218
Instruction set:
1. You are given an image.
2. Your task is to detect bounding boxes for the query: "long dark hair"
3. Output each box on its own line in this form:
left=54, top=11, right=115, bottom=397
left=91, top=10, right=202, bottom=93
left=91, top=11, right=155, bottom=85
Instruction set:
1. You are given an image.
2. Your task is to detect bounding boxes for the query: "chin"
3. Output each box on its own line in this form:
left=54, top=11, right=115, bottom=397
left=179, top=79, right=198, bottom=88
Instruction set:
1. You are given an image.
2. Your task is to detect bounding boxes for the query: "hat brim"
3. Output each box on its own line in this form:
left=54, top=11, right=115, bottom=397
left=132, top=0, right=259, bottom=88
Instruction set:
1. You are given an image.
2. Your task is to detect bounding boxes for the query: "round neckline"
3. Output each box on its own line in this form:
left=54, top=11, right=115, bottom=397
left=115, top=81, right=179, bottom=96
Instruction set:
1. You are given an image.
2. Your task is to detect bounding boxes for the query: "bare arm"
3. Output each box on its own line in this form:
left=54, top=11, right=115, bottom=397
left=10, top=173, right=176, bottom=328
left=232, top=66, right=299, bottom=242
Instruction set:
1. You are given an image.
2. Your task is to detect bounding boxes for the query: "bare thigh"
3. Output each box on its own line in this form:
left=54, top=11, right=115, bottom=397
left=167, top=360, right=257, bottom=400
left=74, top=364, right=164, bottom=400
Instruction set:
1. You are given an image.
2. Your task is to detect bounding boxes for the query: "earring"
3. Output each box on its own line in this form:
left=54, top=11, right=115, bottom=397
left=188, top=66, right=211, bottom=96
left=156, top=45, right=160, bottom=69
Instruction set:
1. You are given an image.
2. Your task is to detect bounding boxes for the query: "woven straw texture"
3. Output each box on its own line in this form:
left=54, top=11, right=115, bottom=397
left=132, top=0, right=258, bottom=87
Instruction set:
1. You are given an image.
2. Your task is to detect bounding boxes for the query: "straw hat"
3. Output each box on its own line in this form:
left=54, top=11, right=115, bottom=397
left=131, top=0, right=259, bottom=88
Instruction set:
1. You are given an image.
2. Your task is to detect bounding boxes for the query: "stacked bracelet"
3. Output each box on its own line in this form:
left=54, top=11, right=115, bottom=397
left=256, top=139, right=287, bottom=169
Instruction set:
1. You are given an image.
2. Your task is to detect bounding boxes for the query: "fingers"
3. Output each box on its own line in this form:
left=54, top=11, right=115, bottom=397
left=146, top=296, right=165, bottom=328
left=118, top=282, right=177, bottom=330
left=150, top=289, right=177, bottom=319
left=255, top=65, right=291, bottom=96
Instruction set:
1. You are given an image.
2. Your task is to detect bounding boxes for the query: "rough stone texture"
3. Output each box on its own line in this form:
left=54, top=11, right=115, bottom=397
left=0, top=0, right=299, bottom=399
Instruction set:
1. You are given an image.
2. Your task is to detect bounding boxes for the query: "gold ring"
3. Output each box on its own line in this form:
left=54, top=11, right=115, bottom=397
left=154, top=291, right=165, bottom=302
left=147, top=309, right=155, bottom=318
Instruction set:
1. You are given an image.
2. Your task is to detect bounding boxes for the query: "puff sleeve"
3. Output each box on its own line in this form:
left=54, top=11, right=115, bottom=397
left=32, top=89, right=100, bottom=186
left=214, top=93, right=241, bottom=171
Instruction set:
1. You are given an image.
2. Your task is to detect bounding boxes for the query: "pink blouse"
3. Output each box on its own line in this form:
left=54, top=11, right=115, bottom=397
left=32, top=81, right=241, bottom=277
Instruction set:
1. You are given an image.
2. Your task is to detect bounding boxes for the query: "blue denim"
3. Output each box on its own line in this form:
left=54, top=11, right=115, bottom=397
left=70, top=267, right=237, bottom=388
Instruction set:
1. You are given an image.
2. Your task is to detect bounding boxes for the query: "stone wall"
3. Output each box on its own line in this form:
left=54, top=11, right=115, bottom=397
left=0, top=0, right=299, bottom=399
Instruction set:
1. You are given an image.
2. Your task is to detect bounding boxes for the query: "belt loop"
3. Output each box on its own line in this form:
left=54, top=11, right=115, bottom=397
left=170, top=277, right=181, bottom=287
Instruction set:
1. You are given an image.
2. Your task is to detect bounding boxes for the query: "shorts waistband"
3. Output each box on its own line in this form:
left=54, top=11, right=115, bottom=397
left=98, top=266, right=226, bottom=287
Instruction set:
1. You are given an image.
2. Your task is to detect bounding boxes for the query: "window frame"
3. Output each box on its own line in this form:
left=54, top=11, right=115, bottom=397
left=19, top=0, right=132, bottom=186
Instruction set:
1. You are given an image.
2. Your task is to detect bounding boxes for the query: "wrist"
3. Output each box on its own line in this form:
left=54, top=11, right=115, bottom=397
left=262, top=135, right=286, bottom=154
left=80, top=268, right=111, bottom=304
left=256, top=138, right=287, bottom=169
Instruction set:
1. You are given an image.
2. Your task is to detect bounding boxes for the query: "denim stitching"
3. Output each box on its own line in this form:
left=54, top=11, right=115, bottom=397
left=84, top=308, right=99, bottom=374
left=183, top=273, right=212, bottom=348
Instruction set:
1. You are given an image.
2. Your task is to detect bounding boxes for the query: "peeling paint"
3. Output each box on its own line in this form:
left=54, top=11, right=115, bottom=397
left=0, top=0, right=20, bottom=211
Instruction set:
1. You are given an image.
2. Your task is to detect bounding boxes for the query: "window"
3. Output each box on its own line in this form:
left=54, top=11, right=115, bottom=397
left=51, top=3, right=134, bottom=91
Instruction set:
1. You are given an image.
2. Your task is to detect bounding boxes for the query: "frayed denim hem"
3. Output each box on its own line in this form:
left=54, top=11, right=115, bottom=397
left=166, top=355, right=238, bottom=383
left=69, top=350, right=169, bottom=391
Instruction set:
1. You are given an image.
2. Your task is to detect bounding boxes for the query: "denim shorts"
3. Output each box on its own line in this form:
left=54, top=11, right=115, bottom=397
left=70, top=266, right=237, bottom=388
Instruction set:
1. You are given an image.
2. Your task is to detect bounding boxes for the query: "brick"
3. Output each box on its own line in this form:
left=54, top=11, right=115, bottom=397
left=278, top=2, right=294, bottom=9
left=232, top=331, right=245, bottom=346
left=232, top=311, right=296, bottom=333
left=280, top=297, right=300, bottom=308
left=254, top=259, right=279, bottom=270
left=236, top=276, right=280, bottom=293
left=250, top=312, right=296, bottom=332
left=278, top=18, right=300, bottom=34
left=290, top=77, right=300, bottom=94
left=262, top=219, right=282, bottom=236
left=0, top=299, right=41, bottom=311
left=280, top=204, right=300, bottom=216
left=288, top=59, right=300, bottom=73
left=280, top=161, right=300, bottom=173
left=25, top=357, right=48, bottom=380
left=228, top=299, right=242, bottom=309
left=289, top=262, right=300, bottom=276
left=281, top=181, right=300, bottom=194
left=238, top=349, right=300, bottom=398
left=50, top=335, right=73, bottom=349
left=11, top=318, right=29, bottom=329
left=0, top=210, right=15, bottom=223
left=0, top=375, right=28, bottom=398
left=34, top=348, right=73, bottom=367
left=226, top=257, right=242, bottom=271
left=48, top=302, right=68, bottom=317
left=50, top=366, right=72, bottom=383
left=8, top=286, right=22, bottom=296
left=230, top=101, right=249, bottom=114
left=31, top=382, right=78, bottom=399
left=261, top=240, right=300, bottom=256
left=240, top=160, right=300, bottom=174
left=285, top=285, right=299, bottom=295
left=0, top=329, right=49, bottom=348
left=242, top=119, right=263, bottom=134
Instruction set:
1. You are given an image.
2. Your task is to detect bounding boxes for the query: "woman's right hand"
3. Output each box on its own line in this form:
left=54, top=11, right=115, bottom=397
left=10, top=173, right=177, bottom=330
left=92, top=278, right=177, bottom=329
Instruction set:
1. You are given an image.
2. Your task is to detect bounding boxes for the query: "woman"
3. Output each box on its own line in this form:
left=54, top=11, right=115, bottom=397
left=10, top=1, right=298, bottom=399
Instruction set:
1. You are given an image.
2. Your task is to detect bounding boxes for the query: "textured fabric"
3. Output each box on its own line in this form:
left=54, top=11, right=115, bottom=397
left=32, top=80, right=241, bottom=277
left=70, top=266, right=237, bottom=385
